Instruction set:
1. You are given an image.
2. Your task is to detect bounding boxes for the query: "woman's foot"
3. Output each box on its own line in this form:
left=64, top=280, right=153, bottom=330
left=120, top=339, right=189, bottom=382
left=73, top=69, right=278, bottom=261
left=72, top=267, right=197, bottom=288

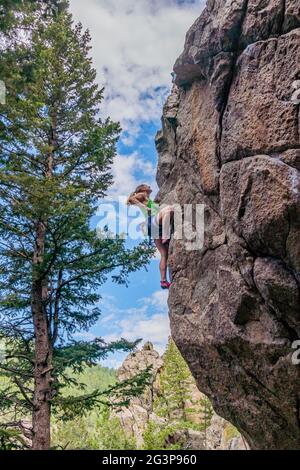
left=160, top=280, right=171, bottom=290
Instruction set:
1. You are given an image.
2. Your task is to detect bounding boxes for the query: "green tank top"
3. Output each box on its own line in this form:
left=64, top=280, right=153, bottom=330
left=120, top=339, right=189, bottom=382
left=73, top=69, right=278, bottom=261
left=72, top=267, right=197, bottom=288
left=140, top=199, right=159, bottom=218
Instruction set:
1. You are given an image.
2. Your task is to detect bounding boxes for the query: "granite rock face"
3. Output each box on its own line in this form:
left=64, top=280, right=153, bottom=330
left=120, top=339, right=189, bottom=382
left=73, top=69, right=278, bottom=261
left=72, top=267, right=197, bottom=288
left=156, top=0, right=300, bottom=450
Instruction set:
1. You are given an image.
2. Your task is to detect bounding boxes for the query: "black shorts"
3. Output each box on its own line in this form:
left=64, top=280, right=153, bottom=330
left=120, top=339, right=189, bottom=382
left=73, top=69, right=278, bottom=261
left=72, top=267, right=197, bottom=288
left=148, top=214, right=163, bottom=239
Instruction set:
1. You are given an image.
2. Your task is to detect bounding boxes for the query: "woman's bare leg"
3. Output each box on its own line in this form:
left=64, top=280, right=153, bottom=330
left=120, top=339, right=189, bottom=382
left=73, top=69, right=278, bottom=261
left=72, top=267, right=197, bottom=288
left=154, top=238, right=169, bottom=281
left=157, top=207, right=174, bottom=243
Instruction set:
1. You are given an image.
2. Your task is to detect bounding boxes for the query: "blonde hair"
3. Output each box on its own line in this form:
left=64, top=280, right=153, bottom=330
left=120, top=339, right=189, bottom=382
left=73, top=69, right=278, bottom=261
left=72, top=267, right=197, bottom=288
left=126, top=184, right=150, bottom=206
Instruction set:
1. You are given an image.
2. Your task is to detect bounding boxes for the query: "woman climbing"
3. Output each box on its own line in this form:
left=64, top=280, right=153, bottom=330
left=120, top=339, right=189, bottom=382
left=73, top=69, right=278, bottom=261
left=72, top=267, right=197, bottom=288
left=127, top=184, right=174, bottom=290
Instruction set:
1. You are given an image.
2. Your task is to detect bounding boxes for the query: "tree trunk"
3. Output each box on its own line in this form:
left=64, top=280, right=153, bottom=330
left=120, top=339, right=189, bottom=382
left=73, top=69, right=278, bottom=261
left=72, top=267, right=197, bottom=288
left=31, top=118, right=56, bottom=450
left=31, top=221, right=52, bottom=450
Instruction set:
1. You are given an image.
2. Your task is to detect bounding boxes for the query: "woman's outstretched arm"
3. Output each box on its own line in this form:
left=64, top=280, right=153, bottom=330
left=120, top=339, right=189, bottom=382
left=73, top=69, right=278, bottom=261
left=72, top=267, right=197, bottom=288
left=128, top=192, right=149, bottom=212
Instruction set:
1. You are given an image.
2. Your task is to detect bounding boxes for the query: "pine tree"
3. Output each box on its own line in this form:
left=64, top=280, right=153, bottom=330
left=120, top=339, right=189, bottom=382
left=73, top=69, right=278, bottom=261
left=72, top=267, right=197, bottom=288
left=0, top=0, right=26, bottom=32
left=154, top=338, right=194, bottom=421
left=0, top=0, right=57, bottom=33
left=0, top=4, right=154, bottom=450
left=149, top=340, right=214, bottom=449
left=0, top=1, right=60, bottom=94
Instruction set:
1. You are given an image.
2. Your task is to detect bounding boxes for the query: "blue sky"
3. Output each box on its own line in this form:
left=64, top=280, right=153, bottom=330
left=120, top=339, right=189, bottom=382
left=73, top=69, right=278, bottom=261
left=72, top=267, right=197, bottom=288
left=69, top=0, right=204, bottom=368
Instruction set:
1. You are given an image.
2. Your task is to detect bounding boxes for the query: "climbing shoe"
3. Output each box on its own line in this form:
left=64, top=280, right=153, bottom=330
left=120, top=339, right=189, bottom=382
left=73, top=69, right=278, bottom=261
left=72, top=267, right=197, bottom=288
left=160, top=280, right=171, bottom=290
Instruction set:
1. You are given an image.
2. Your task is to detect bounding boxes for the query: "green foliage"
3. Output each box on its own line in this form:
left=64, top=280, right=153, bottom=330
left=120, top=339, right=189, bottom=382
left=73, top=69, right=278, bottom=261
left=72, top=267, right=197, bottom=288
left=0, top=428, right=26, bottom=450
left=51, top=366, right=136, bottom=450
left=0, top=0, right=31, bottom=32
left=53, top=363, right=153, bottom=421
left=0, top=1, right=155, bottom=442
left=198, top=395, right=214, bottom=429
left=142, top=420, right=182, bottom=451
left=146, top=339, right=214, bottom=449
left=154, top=339, right=195, bottom=421
left=52, top=408, right=136, bottom=450
left=0, top=0, right=68, bottom=32
left=0, top=334, right=153, bottom=424
left=0, top=341, right=215, bottom=450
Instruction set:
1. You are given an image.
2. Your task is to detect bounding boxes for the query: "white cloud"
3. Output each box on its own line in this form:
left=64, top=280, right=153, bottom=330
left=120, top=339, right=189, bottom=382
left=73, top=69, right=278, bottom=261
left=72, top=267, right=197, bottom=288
left=72, top=291, right=170, bottom=367
left=140, top=289, right=169, bottom=310
left=69, top=0, right=203, bottom=139
left=116, top=313, right=170, bottom=355
left=106, top=151, right=157, bottom=201
left=103, top=357, right=124, bottom=369
left=100, top=290, right=170, bottom=354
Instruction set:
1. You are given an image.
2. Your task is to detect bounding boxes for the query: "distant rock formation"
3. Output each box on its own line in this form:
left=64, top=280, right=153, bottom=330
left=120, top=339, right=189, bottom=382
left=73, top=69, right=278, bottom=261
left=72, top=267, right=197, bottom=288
left=155, top=0, right=300, bottom=450
left=113, top=343, right=164, bottom=448
left=113, top=342, right=247, bottom=450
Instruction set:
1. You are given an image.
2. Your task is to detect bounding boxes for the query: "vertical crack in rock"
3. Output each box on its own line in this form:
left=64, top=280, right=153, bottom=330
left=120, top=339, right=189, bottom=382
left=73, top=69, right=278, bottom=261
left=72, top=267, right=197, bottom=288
left=156, top=0, right=300, bottom=449
left=218, top=0, right=249, bottom=143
